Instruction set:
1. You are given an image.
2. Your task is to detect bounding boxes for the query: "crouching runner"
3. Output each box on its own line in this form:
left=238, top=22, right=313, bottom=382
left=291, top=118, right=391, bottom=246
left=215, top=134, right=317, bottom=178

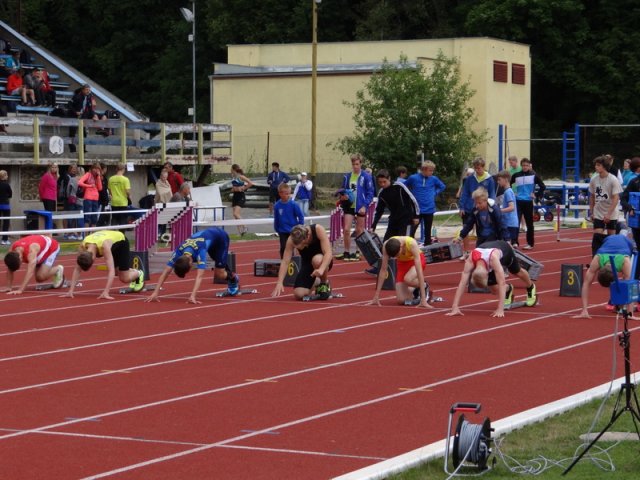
left=3, top=234, right=65, bottom=294
left=64, top=230, right=144, bottom=300
left=369, top=236, right=432, bottom=308
left=271, top=224, right=333, bottom=300
left=446, top=240, right=536, bottom=318
left=146, top=227, right=239, bottom=304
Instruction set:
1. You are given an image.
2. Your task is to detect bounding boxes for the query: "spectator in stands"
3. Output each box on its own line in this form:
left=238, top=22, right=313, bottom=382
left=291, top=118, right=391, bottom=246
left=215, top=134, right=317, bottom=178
left=69, top=84, right=107, bottom=146
left=7, top=68, right=36, bottom=106
left=108, top=164, right=131, bottom=225
left=78, top=162, right=103, bottom=228
left=37, top=68, right=56, bottom=107
left=154, top=168, right=173, bottom=204
left=164, top=162, right=184, bottom=194
left=39, top=162, right=59, bottom=212
left=171, top=182, right=191, bottom=203
left=4, top=51, right=21, bottom=72
left=0, top=170, right=12, bottom=245
left=267, top=162, right=290, bottom=216
left=23, top=68, right=44, bottom=106
left=292, top=172, right=313, bottom=216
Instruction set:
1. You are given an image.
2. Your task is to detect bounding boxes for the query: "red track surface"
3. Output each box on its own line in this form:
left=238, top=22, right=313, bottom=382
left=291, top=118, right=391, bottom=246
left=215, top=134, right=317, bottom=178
left=0, top=229, right=636, bottom=479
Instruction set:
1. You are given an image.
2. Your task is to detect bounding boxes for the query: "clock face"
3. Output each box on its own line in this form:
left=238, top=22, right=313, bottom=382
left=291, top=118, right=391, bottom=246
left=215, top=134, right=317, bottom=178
left=49, top=135, right=64, bottom=155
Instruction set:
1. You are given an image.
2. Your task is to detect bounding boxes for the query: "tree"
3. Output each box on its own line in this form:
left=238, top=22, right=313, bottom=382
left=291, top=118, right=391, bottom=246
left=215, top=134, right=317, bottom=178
left=335, top=52, right=487, bottom=180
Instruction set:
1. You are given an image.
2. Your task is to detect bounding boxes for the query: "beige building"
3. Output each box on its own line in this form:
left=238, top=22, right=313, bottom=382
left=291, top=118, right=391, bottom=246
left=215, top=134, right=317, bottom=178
left=210, top=37, right=530, bottom=177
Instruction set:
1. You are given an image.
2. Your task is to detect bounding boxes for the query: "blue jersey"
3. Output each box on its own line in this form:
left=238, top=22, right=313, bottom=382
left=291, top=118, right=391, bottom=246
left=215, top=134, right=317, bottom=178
left=167, top=228, right=229, bottom=270
left=501, top=188, right=519, bottom=228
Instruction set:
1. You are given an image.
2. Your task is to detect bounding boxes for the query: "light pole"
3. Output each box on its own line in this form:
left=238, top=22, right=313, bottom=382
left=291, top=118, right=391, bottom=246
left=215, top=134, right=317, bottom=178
left=311, top=0, right=321, bottom=180
left=180, top=1, right=196, bottom=126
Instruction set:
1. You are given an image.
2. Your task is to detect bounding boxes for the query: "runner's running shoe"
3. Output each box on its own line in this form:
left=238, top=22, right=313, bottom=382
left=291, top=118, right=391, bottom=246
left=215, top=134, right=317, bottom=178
left=504, top=283, right=514, bottom=307
left=227, top=273, right=240, bottom=296
left=130, top=269, right=145, bottom=292
left=316, top=282, right=331, bottom=300
left=52, top=265, right=65, bottom=289
left=526, top=282, right=537, bottom=307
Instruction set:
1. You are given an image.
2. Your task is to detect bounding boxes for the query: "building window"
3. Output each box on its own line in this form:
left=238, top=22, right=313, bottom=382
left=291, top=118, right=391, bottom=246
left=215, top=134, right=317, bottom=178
left=493, top=61, right=508, bottom=83
left=512, top=63, right=526, bottom=85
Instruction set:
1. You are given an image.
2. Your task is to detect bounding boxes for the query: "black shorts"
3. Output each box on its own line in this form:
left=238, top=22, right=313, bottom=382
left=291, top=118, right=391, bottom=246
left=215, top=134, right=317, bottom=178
left=111, top=239, right=131, bottom=271
left=487, top=247, right=520, bottom=286
left=294, top=258, right=333, bottom=289
left=269, top=189, right=279, bottom=204
left=593, top=218, right=617, bottom=230
left=232, top=192, right=246, bottom=208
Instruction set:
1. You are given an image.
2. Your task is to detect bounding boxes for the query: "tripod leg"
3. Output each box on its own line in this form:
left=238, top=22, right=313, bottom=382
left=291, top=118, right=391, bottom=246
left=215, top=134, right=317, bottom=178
left=562, top=408, right=626, bottom=475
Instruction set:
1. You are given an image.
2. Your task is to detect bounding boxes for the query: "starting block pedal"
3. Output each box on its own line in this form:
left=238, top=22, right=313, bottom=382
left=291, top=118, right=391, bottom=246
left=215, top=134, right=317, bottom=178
left=119, top=285, right=155, bottom=294
left=421, top=241, right=463, bottom=263
left=34, top=280, right=79, bottom=291
left=215, top=288, right=258, bottom=298
left=302, top=292, right=344, bottom=302
left=505, top=300, right=528, bottom=310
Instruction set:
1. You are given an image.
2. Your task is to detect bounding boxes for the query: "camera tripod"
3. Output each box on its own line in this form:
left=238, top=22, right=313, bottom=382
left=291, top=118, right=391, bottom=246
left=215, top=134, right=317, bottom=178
left=563, top=307, right=640, bottom=475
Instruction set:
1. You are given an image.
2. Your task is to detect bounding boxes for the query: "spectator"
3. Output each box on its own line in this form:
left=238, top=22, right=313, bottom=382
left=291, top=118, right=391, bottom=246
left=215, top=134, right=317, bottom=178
left=511, top=158, right=546, bottom=250
left=336, top=154, right=375, bottom=261
left=38, top=162, right=59, bottom=212
left=496, top=170, right=519, bottom=246
left=460, top=157, right=496, bottom=218
left=267, top=162, right=290, bottom=216
left=154, top=169, right=173, bottom=204
left=64, top=164, right=85, bottom=240
left=620, top=157, right=640, bottom=252
left=78, top=162, right=103, bottom=228
left=4, top=51, right=21, bottom=72
left=171, top=182, right=191, bottom=203
left=622, top=158, right=635, bottom=187
left=455, top=187, right=509, bottom=247
left=23, top=68, right=44, bottom=106
left=0, top=170, right=12, bottom=245
left=33, top=68, right=56, bottom=107
left=97, top=163, right=110, bottom=226
left=273, top=183, right=304, bottom=258
left=292, top=172, right=313, bottom=216
left=7, top=68, right=36, bottom=106
left=164, top=162, right=184, bottom=194
left=603, top=154, right=624, bottom=185
left=69, top=84, right=107, bottom=146
left=395, top=165, right=409, bottom=184
left=230, top=164, right=253, bottom=236
left=405, top=160, right=446, bottom=245
left=108, top=164, right=131, bottom=225
left=589, top=155, right=623, bottom=255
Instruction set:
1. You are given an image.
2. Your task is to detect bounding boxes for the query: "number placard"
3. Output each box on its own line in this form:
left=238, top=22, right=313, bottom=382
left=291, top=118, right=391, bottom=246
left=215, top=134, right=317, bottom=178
left=129, top=250, right=150, bottom=281
left=560, top=264, right=583, bottom=297
left=283, top=256, right=301, bottom=287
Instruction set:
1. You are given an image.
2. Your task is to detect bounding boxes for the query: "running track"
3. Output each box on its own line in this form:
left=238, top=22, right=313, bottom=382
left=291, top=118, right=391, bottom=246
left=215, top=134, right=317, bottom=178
left=0, top=229, right=635, bottom=479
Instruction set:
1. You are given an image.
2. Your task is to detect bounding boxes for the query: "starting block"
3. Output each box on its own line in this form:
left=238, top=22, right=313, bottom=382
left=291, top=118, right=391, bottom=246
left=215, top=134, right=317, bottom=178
left=302, top=292, right=344, bottom=302
left=559, top=264, right=583, bottom=297
left=505, top=300, right=528, bottom=310
left=215, top=288, right=258, bottom=298
left=514, top=249, right=543, bottom=280
left=355, top=230, right=383, bottom=266
left=253, top=256, right=300, bottom=287
left=119, top=284, right=155, bottom=294
left=421, top=241, right=463, bottom=263
left=213, top=252, right=236, bottom=284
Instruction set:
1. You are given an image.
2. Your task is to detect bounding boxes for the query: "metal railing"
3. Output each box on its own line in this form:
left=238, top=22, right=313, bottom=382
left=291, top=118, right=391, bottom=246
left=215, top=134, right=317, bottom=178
left=0, top=116, right=232, bottom=165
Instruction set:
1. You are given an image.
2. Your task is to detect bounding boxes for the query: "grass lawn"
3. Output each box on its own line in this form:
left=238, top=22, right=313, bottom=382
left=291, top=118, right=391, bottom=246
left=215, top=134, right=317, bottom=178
left=389, top=394, right=640, bottom=479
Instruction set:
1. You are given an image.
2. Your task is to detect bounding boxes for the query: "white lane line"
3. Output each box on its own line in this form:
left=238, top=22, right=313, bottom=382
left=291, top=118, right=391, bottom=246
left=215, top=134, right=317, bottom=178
left=78, top=321, right=628, bottom=479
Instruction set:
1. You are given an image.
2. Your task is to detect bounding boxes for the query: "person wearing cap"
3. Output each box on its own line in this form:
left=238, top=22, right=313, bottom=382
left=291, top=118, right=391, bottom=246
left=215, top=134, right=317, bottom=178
left=292, top=172, right=313, bottom=216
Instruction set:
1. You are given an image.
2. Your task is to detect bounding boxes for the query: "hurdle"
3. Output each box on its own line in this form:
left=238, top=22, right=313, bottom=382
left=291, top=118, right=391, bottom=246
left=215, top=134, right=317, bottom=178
left=554, top=204, right=593, bottom=243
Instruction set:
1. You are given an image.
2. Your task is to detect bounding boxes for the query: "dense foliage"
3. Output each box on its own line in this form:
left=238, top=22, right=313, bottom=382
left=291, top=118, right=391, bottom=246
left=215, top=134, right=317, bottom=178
left=335, top=53, right=486, bottom=177
left=3, top=0, right=640, bottom=170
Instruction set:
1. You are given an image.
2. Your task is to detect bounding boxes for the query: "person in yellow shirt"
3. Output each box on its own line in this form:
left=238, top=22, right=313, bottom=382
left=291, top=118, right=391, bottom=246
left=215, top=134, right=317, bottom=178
left=107, top=163, right=131, bottom=225
left=62, top=230, right=144, bottom=300
left=368, top=236, right=433, bottom=308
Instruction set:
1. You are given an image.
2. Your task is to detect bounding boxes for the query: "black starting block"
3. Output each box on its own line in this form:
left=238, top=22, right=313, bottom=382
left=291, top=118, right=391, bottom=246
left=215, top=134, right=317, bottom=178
left=130, top=250, right=150, bottom=281
left=254, top=256, right=300, bottom=287
left=355, top=230, right=383, bottom=266
left=34, top=280, right=78, bottom=291
left=214, top=252, right=236, bottom=284
left=119, top=284, right=155, bottom=294
left=559, top=264, right=583, bottom=297
left=514, top=249, right=543, bottom=280
left=421, top=241, right=463, bottom=264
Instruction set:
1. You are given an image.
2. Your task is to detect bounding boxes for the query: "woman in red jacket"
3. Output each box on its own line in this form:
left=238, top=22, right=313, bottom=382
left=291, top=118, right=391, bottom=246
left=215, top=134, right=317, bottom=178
left=78, top=162, right=103, bottom=227
left=6, top=68, right=36, bottom=106
left=38, top=162, right=59, bottom=212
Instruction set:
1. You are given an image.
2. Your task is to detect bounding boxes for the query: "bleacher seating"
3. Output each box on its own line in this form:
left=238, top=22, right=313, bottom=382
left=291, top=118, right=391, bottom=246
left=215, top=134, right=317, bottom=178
left=0, top=73, right=72, bottom=115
